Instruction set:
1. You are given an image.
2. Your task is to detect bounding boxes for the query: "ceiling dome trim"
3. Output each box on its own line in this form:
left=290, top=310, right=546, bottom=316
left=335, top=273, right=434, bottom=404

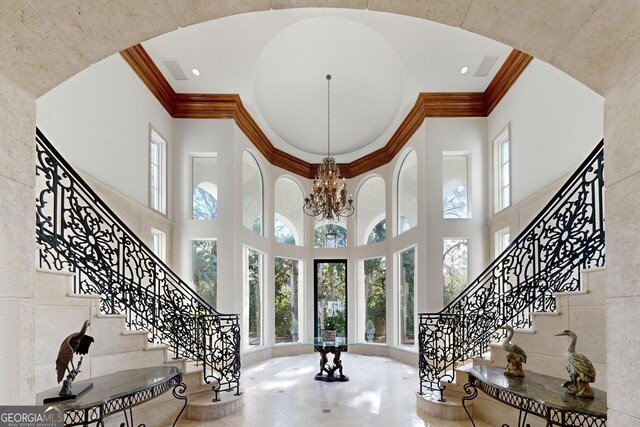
left=121, top=45, right=532, bottom=179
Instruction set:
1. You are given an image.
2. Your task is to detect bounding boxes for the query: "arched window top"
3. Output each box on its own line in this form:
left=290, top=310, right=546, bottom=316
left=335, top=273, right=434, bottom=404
left=314, top=222, right=347, bottom=249
left=243, top=151, right=264, bottom=235
left=274, top=176, right=304, bottom=246
left=397, top=150, right=417, bottom=236
left=356, top=175, right=386, bottom=245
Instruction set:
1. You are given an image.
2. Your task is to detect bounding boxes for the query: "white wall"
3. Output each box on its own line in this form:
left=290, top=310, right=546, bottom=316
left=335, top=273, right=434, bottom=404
left=423, top=118, right=488, bottom=311
left=36, top=54, right=173, bottom=208
left=488, top=58, right=604, bottom=208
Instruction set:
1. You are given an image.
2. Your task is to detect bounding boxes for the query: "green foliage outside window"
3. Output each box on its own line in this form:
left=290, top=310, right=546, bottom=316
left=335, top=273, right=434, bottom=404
left=317, top=262, right=347, bottom=336
left=400, top=248, right=415, bottom=345
left=364, top=257, right=386, bottom=343
left=275, top=257, right=299, bottom=343
left=443, top=239, right=469, bottom=307
left=366, top=219, right=386, bottom=244
left=192, top=240, right=217, bottom=309
left=247, top=249, right=261, bottom=346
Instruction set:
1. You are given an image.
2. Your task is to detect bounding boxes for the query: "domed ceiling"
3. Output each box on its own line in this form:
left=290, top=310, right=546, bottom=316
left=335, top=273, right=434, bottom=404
left=142, top=8, right=511, bottom=163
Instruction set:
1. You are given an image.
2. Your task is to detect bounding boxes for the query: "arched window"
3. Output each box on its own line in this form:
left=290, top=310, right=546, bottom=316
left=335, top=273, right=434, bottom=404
left=356, top=176, right=386, bottom=245
left=192, top=156, right=218, bottom=220
left=314, top=221, right=347, bottom=249
left=397, top=150, right=417, bottom=235
left=274, top=177, right=304, bottom=245
left=242, top=151, right=263, bottom=235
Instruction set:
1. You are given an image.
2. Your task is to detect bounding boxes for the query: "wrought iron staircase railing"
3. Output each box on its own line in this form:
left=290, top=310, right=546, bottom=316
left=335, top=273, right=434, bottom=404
left=419, top=140, right=605, bottom=400
left=35, top=128, right=241, bottom=401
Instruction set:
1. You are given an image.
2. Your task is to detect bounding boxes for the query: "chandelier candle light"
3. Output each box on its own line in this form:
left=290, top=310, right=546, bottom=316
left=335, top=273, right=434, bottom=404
left=303, top=74, right=355, bottom=222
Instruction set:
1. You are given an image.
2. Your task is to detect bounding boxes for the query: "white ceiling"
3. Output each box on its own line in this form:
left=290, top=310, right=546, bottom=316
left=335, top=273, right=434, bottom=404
left=142, top=8, right=511, bottom=163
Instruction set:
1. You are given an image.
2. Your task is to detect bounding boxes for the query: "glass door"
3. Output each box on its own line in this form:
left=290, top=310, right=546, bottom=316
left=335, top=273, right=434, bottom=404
left=314, top=260, right=348, bottom=339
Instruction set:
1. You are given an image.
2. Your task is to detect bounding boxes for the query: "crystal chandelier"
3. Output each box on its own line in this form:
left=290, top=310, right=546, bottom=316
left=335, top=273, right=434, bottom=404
left=303, top=75, right=355, bottom=222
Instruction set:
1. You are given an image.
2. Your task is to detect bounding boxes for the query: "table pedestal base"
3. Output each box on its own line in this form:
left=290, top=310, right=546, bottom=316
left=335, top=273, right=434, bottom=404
left=314, top=373, right=349, bottom=382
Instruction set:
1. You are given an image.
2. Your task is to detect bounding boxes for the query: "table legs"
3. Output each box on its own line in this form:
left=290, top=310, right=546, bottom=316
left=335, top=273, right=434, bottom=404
left=314, top=346, right=349, bottom=382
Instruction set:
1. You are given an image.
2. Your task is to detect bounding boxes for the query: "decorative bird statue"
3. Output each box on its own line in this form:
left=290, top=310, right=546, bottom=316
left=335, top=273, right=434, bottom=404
left=499, top=325, right=527, bottom=377
left=56, top=319, right=94, bottom=396
left=556, top=329, right=596, bottom=399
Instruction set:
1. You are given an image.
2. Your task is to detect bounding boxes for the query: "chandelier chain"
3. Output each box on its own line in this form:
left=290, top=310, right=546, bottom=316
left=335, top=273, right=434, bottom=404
left=303, top=74, right=355, bottom=222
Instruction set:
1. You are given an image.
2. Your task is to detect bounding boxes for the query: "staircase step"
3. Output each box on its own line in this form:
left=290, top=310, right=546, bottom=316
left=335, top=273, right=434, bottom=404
left=186, top=390, right=243, bottom=421
left=416, top=390, right=471, bottom=422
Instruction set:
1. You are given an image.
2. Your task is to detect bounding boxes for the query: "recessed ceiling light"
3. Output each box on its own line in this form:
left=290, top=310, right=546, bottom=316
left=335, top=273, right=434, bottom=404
left=192, top=68, right=200, bottom=77
left=460, top=66, right=469, bottom=75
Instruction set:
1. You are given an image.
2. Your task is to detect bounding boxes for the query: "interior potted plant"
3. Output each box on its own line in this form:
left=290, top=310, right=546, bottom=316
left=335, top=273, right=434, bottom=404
left=322, top=316, right=337, bottom=342
left=366, top=319, right=375, bottom=342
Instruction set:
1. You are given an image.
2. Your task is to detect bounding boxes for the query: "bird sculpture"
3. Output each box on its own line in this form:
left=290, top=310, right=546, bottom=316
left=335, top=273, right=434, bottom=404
left=499, top=324, right=527, bottom=377
left=56, top=319, right=94, bottom=396
left=556, top=329, right=596, bottom=399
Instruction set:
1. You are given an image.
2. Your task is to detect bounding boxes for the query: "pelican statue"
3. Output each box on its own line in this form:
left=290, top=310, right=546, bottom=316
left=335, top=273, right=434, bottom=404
left=56, top=319, right=94, bottom=396
left=556, top=329, right=596, bottom=399
left=499, top=324, right=527, bottom=377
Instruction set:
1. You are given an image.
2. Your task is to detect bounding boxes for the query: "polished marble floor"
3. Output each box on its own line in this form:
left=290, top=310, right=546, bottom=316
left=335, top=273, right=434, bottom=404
left=177, top=352, right=491, bottom=427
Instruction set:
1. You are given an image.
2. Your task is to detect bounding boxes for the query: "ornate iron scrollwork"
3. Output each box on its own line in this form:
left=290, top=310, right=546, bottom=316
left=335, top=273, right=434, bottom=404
left=35, top=129, right=241, bottom=401
left=418, top=141, right=605, bottom=398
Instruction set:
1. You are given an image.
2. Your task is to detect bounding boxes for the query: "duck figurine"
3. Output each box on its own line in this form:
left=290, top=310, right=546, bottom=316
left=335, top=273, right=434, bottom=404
left=499, top=325, right=527, bottom=377
left=555, top=329, right=596, bottom=399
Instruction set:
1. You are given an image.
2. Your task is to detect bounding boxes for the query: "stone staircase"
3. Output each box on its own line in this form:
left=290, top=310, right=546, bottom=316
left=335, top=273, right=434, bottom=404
left=35, top=268, right=242, bottom=426
left=417, top=267, right=606, bottom=426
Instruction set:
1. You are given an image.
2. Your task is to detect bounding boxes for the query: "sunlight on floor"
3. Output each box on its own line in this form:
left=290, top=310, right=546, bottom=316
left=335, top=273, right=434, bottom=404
left=177, top=353, right=491, bottom=427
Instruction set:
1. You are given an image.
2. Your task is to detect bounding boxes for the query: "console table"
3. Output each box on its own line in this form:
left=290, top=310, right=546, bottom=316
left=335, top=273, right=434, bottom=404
left=462, top=366, right=607, bottom=427
left=37, top=366, right=187, bottom=427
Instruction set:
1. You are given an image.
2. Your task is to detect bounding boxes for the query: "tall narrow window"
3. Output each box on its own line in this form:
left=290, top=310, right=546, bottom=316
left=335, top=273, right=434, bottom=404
left=274, top=177, right=304, bottom=246
left=314, top=260, right=347, bottom=338
left=399, top=247, right=415, bottom=346
left=356, top=176, right=386, bottom=245
left=151, top=229, right=166, bottom=262
left=443, top=154, right=469, bottom=218
left=246, top=248, right=263, bottom=346
left=192, top=240, right=217, bottom=309
left=495, top=127, right=511, bottom=212
left=360, top=257, right=386, bottom=343
left=397, top=150, right=417, bottom=235
left=192, top=156, right=218, bottom=220
left=242, top=152, right=263, bottom=235
left=275, top=257, right=302, bottom=343
left=496, top=227, right=511, bottom=256
left=443, top=239, right=469, bottom=307
left=149, top=129, right=166, bottom=214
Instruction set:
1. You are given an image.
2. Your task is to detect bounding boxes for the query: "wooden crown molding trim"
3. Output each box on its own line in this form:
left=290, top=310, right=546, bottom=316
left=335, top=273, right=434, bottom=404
left=485, top=49, right=533, bottom=115
left=120, top=45, right=175, bottom=115
left=122, top=44, right=531, bottom=179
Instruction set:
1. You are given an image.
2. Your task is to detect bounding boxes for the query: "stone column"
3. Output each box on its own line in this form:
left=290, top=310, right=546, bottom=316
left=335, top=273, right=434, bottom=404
left=0, top=73, right=36, bottom=404
left=604, top=71, right=640, bottom=425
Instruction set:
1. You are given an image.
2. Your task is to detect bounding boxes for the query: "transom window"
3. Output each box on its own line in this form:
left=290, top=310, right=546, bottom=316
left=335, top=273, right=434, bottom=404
left=192, top=156, right=218, bottom=220
left=443, top=154, right=469, bottom=218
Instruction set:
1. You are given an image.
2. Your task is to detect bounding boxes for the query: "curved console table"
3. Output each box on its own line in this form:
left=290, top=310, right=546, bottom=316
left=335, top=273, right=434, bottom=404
left=462, top=365, right=606, bottom=427
left=37, top=366, right=187, bottom=427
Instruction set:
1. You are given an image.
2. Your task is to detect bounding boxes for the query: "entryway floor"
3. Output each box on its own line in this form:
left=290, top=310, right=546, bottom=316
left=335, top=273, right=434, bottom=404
left=177, top=352, right=491, bottom=427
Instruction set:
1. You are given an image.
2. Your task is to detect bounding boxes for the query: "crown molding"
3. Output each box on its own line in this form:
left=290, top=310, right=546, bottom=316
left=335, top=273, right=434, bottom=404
left=120, top=45, right=175, bottom=115
left=121, top=45, right=532, bottom=179
left=485, top=49, right=533, bottom=115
